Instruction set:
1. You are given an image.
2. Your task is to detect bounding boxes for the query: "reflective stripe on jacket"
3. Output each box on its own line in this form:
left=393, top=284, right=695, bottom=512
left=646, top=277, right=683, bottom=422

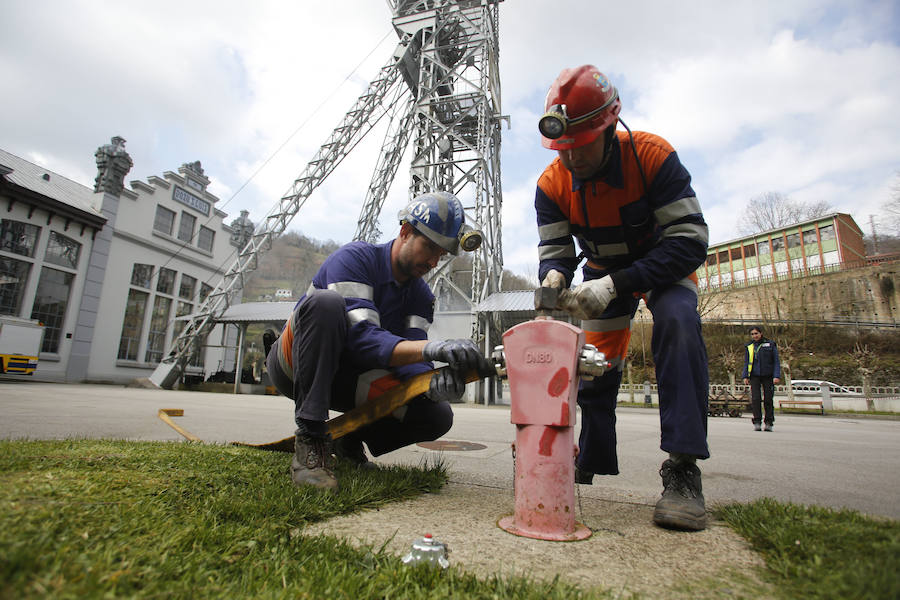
left=279, top=240, right=434, bottom=379
left=535, top=130, right=708, bottom=295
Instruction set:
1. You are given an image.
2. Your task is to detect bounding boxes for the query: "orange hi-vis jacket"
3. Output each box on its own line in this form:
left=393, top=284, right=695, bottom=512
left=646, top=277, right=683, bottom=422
left=535, top=130, right=708, bottom=296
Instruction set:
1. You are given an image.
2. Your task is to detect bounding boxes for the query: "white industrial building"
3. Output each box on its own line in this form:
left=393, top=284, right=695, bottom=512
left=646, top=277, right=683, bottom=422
left=0, top=139, right=241, bottom=383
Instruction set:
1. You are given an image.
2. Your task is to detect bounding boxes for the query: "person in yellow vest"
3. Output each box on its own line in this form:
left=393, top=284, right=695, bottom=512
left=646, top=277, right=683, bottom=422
left=742, top=326, right=781, bottom=431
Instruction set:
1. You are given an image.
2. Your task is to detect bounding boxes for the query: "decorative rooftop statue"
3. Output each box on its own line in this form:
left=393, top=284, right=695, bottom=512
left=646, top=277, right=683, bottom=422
left=93, top=136, right=133, bottom=195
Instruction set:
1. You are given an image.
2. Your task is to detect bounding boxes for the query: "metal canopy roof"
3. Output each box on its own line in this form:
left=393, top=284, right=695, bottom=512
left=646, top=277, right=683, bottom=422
left=177, top=301, right=295, bottom=324
left=475, top=289, right=570, bottom=318
left=475, top=290, right=535, bottom=313
left=218, top=301, right=295, bottom=323
left=197, top=293, right=557, bottom=323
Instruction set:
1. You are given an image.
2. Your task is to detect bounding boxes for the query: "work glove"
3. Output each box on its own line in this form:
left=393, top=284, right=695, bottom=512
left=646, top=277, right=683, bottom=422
left=427, top=368, right=466, bottom=403
left=540, top=269, right=566, bottom=290
left=423, top=339, right=486, bottom=372
left=569, top=275, right=617, bottom=320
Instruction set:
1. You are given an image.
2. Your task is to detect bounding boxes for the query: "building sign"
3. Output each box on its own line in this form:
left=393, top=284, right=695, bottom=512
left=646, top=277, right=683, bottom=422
left=173, top=186, right=210, bottom=216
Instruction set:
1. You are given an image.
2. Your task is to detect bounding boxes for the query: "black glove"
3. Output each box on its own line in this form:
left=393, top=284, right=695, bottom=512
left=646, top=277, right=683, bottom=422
left=428, top=368, right=466, bottom=403
left=423, top=339, right=485, bottom=372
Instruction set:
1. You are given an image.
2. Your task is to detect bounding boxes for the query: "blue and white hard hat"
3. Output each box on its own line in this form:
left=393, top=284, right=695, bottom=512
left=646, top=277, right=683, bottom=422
left=398, top=191, right=481, bottom=255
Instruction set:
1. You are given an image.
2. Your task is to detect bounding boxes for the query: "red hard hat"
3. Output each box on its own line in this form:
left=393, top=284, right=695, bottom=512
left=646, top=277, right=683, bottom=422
left=539, top=65, right=622, bottom=150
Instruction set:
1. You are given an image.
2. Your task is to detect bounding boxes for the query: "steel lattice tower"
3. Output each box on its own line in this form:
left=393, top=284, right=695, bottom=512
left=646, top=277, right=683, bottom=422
left=150, top=0, right=504, bottom=390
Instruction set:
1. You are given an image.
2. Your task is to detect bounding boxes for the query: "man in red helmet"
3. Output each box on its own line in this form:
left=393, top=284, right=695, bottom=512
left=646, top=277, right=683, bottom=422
left=535, top=65, right=711, bottom=531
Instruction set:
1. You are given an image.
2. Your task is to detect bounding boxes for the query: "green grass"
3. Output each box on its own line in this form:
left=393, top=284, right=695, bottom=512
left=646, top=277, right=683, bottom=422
left=717, top=499, right=900, bottom=599
left=0, top=440, right=604, bottom=599
left=4, top=440, right=898, bottom=599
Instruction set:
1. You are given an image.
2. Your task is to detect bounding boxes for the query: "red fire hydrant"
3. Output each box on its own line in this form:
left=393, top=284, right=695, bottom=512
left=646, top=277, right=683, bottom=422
left=496, top=288, right=608, bottom=541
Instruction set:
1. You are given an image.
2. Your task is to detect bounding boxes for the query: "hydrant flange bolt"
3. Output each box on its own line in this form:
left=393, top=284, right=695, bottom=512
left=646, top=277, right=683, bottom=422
left=579, top=344, right=610, bottom=380
left=492, top=345, right=507, bottom=378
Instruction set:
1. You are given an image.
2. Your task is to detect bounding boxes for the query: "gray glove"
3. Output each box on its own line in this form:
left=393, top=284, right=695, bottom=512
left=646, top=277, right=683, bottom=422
left=571, top=275, right=617, bottom=320
left=423, top=339, right=485, bottom=372
left=428, top=368, right=466, bottom=403
left=541, top=269, right=566, bottom=290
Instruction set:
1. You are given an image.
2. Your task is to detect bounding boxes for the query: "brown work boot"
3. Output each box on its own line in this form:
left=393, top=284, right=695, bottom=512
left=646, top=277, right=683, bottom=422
left=291, top=432, right=338, bottom=490
left=653, top=458, right=707, bottom=531
left=334, top=433, right=376, bottom=470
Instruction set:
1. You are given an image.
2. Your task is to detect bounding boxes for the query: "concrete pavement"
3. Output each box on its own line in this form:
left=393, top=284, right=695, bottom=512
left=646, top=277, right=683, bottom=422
left=2, top=380, right=898, bottom=520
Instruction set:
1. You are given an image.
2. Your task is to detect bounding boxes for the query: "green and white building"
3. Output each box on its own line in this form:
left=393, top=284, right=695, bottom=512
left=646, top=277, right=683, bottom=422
left=0, top=140, right=241, bottom=383
left=698, top=213, right=866, bottom=291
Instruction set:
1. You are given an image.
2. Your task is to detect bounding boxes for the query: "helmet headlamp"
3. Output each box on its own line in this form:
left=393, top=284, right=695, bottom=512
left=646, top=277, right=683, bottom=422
left=398, top=191, right=483, bottom=255
left=458, top=224, right=483, bottom=252
left=538, top=108, right=567, bottom=139
left=538, top=87, right=620, bottom=140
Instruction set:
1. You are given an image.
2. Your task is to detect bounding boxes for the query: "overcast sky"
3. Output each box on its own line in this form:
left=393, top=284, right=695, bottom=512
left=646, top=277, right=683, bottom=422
left=1, top=0, right=898, bottom=282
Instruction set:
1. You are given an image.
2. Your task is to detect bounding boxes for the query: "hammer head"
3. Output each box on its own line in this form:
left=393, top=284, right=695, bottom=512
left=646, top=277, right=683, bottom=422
left=534, top=287, right=559, bottom=313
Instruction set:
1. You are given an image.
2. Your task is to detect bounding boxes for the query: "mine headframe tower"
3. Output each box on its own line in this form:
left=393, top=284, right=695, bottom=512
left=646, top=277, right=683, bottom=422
left=150, top=0, right=504, bottom=390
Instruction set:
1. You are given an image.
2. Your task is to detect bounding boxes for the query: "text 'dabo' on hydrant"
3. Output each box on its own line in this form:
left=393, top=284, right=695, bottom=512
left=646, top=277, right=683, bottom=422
left=494, top=287, right=609, bottom=542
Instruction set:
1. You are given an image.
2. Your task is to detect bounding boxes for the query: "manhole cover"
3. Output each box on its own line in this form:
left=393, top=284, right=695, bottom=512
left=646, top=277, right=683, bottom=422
left=416, top=440, right=487, bottom=451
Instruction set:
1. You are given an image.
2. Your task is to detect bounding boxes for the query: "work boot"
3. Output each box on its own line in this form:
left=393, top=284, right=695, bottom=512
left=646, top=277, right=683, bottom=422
left=575, top=465, right=594, bottom=485
left=291, top=432, right=338, bottom=490
left=653, top=459, right=707, bottom=531
left=754, top=422, right=762, bottom=431
left=764, top=423, right=773, bottom=432
left=334, top=434, right=376, bottom=470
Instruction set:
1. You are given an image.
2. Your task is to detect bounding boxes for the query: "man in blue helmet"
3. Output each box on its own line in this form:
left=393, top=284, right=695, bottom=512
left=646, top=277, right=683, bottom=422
left=266, top=191, right=490, bottom=490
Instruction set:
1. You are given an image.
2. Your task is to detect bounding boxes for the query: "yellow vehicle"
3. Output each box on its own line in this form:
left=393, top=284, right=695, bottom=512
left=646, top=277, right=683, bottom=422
left=0, top=316, right=44, bottom=375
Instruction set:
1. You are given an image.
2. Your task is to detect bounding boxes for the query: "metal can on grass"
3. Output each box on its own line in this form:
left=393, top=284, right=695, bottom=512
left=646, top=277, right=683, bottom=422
left=401, top=533, right=449, bottom=568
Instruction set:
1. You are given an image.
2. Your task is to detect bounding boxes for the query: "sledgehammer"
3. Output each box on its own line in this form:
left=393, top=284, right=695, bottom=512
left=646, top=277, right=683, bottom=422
left=534, top=285, right=580, bottom=317
left=231, top=365, right=495, bottom=452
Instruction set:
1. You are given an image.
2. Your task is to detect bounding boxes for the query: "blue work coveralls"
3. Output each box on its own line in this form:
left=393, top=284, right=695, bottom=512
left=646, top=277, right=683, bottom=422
left=266, top=240, right=452, bottom=455
left=535, top=130, right=710, bottom=475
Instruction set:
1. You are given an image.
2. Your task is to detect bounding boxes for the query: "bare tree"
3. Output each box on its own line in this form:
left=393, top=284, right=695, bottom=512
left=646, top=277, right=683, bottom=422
left=775, top=337, right=795, bottom=403
left=850, top=343, right=878, bottom=411
left=500, top=267, right=538, bottom=291
left=862, top=173, right=900, bottom=255
left=625, top=343, right=637, bottom=403
left=883, top=172, right=900, bottom=232
left=720, top=345, right=741, bottom=394
left=737, top=192, right=833, bottom=235
left=752, top=285, right=777, bottom=327
left=696, top=289, right=728, bottom=319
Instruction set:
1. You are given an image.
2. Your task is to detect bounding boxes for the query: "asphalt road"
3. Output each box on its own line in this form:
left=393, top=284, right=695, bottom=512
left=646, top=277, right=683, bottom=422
left=2, top=381, right=898, bottom=520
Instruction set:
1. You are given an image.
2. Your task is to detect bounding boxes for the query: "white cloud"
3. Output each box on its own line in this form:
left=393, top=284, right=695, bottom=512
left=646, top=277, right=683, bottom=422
left=1, top=0, right=897, bottom=278
left=499, top=178, right=541, bottom=278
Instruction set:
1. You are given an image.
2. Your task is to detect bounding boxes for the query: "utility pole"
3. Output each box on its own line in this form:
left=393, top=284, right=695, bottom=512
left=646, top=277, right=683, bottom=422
left=869, top=214, right=879, bottom=255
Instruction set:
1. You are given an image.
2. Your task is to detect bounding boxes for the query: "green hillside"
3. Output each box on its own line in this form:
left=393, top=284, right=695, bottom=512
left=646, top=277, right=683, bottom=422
left=242, top=232, right=340, bottom=301
left=243, top=231, right=535, bottom=302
